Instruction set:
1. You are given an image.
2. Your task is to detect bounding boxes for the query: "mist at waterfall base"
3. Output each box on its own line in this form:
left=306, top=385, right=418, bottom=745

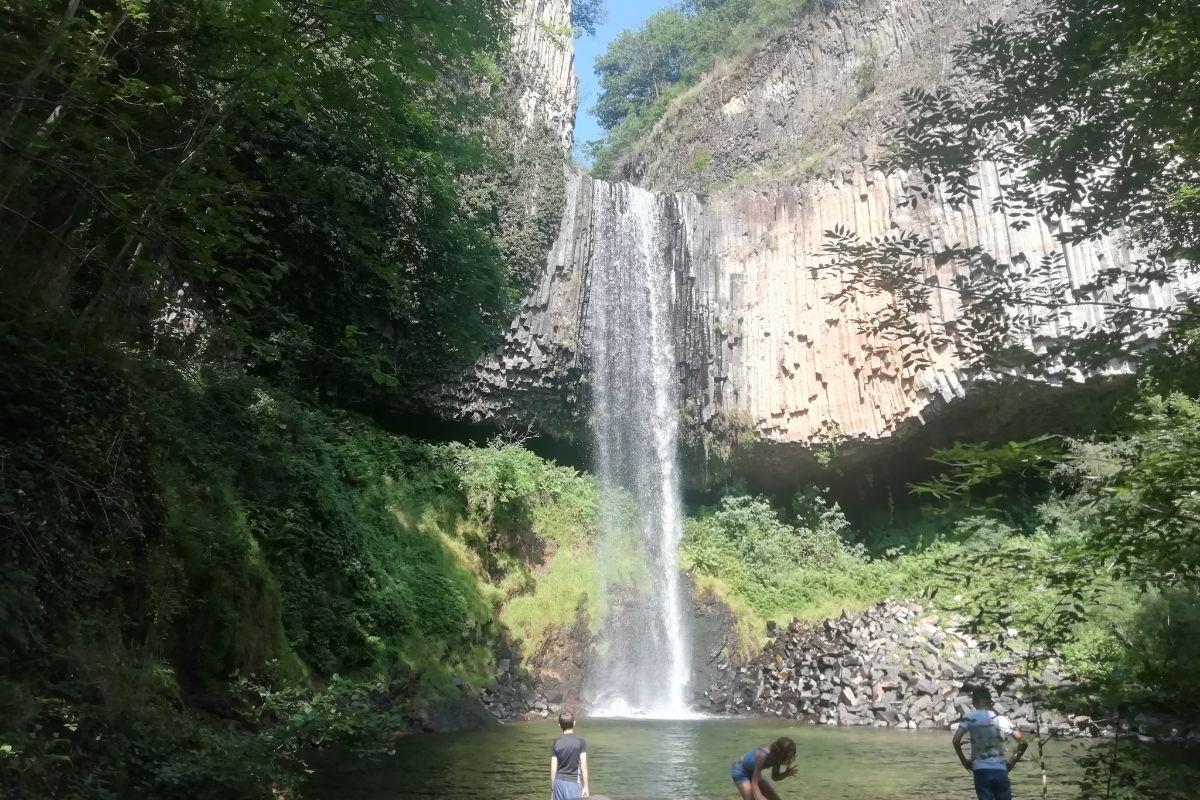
left=586, top=181, right=694, bottom=719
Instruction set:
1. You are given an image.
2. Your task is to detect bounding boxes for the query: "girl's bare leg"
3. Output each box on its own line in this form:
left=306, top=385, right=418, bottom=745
left=757, top=778, right=784, bottom=800
left=734, top=781, right=755, bottom=800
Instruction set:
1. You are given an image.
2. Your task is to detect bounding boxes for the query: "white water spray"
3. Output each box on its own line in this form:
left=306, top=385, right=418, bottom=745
left=587, top=181, right=691, bottom=718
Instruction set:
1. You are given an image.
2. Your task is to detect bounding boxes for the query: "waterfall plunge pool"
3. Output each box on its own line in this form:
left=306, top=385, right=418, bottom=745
left=302, top=717, right=1197, bottom=799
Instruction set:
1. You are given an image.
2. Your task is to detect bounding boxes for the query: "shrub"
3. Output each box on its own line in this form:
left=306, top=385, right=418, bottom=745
left=681, top=493, right=870, bottom=628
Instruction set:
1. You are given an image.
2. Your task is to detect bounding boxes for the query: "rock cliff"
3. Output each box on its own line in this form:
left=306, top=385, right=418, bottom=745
left=610, top=0, right=1026, bottom=192
left=511, top=0, right=579, bottom=150
left=475, top=0, right=579, bottom=315
left=441, top=0, right=1183, bottom=481
left=704, top=600, right=1079, bottom=733
left=440, top=167, right=1171, bottom=476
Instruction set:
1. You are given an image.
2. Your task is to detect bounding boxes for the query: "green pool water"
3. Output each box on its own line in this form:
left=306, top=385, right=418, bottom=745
left=302, top=717, right=1197, bottom=799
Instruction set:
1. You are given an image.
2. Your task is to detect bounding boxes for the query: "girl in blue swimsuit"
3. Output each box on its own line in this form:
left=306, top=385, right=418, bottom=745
left=730, top=737, right=796, bottom=800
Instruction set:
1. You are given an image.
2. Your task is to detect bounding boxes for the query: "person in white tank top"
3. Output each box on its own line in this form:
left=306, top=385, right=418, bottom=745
left=952, top=686, right=1028, bottom=800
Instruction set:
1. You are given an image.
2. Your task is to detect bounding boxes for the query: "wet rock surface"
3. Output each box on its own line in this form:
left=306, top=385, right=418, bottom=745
left=480, top=609, right=592, bottom=722
left=479, top=658, right=559, bottom=722
left=416, top=694, right=499, bottom=733
left=476, top=597, right=1198, bottom=745
left=689, top=582, right=744, bottom=701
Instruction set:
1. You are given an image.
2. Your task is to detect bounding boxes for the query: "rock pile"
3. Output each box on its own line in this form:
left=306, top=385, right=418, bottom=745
left=479, top=658, right=558, bottom=721
left=701, top=600, right=1085, bottom=734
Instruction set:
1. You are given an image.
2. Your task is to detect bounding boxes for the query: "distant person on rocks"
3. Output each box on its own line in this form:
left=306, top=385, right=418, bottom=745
left=953, top=686, right=1028, bottom=800
left=730, top=736, right=796, bottom=800
left=550, top=710, right=590, bottom=799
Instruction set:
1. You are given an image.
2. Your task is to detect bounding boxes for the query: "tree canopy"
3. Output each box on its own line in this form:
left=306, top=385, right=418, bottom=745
left=835, top=0, right=1200, bottom=760
left=571, top=0, right=606, bottom=37
left=0, top=0, right=554, bottom=396
left=0, top=3, right=577, bottom=794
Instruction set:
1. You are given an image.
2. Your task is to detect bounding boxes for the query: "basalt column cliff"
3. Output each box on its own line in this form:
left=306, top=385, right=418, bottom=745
left=439, top=0, right=1184, bottom=484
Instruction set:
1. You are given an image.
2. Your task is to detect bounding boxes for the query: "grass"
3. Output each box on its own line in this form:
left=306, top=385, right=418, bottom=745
left=727, top=139, right=836, bottom=188
left=502, top=480, right=649, bottom=658
left=682, top=487, right=1200, bottom=727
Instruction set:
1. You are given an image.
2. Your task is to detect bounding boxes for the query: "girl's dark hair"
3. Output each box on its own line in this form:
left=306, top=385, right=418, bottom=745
left=769, top=737, right=796, bottom=765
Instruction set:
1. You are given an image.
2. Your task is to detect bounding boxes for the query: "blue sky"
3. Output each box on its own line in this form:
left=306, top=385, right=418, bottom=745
left=573, top=0, right=675, bottom=164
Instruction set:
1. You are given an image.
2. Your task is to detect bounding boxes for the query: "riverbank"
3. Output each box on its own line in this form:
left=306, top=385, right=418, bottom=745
left=479, top=596, right=1200, bottom=744
left=5, top=326, right=1197, bottom=796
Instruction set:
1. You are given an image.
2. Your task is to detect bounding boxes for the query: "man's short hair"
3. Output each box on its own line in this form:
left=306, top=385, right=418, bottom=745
left=969, top=685, right=993, bottom=705
left=558, top=710, right=575, bottom=730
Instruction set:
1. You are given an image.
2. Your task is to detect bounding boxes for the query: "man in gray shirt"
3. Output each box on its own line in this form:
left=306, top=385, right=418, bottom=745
left=550, top=710, right=590, bottom=799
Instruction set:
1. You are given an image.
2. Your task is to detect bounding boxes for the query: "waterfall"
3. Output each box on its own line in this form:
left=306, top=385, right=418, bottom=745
left=587, top=180, right=691, bottom=718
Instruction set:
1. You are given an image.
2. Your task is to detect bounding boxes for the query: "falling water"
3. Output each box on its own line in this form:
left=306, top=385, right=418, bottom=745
left=587, top=181, right=691, bottom=718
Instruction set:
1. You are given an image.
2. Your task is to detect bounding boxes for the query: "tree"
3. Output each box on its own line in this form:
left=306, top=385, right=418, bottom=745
left=571, top=0, right=606, bottom=37
left=592, top=8, right=694, bottom=129
left=0, top=0, right=524, bottom=394
left=586, top=0, right=832, bottom=173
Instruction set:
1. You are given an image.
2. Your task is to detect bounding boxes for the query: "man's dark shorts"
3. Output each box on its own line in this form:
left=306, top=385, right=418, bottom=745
left=973, top=768, right=1012, bottom=800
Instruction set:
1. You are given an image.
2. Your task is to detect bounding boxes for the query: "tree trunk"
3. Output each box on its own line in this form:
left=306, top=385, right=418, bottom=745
left=0, top=0, right=81, bottom=143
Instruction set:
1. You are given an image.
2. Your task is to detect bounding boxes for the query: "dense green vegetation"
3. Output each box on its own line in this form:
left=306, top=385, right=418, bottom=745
left=0, top=316, right=615, bottom=797
left=585, top=0, right=832, bottom=175
left=570, top=0, right=606, bottom=37
left=0, top=0, right=580, bottom=796
left=686, top=446, right=1200, bottom=722
left=798, top=0, right=1200, bottom=729
left=2, top=0, right=1198, bottom=796
left=683, top=339, right=1200, bottom=725
left=0, top=0, right=563, bottom=395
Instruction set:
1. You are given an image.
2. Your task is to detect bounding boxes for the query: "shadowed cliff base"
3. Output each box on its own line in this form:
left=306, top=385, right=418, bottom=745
left=723, top=373, right=1136, bottom=508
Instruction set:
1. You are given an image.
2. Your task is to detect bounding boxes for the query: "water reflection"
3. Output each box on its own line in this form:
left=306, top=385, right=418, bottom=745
left=651, top=721, right=703, bottom=797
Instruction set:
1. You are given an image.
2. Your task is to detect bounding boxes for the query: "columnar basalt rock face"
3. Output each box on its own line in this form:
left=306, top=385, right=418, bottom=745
left=441, top=0, right=1184, bottom=464
left=437, top=171, right=593, bottom=435
left=440, top=166, right=1172, bottom=455
left=433, top=0, right=577, bottom=431
left=511, top=0, right=579, bottom=150
left=679, top=167, right=1171, bottom=450
left=597, top=0, right=1174, bottom=450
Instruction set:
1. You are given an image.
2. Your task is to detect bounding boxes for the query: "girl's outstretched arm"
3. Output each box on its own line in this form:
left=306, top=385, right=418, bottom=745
left=770, top=761, right=796, bottom=782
